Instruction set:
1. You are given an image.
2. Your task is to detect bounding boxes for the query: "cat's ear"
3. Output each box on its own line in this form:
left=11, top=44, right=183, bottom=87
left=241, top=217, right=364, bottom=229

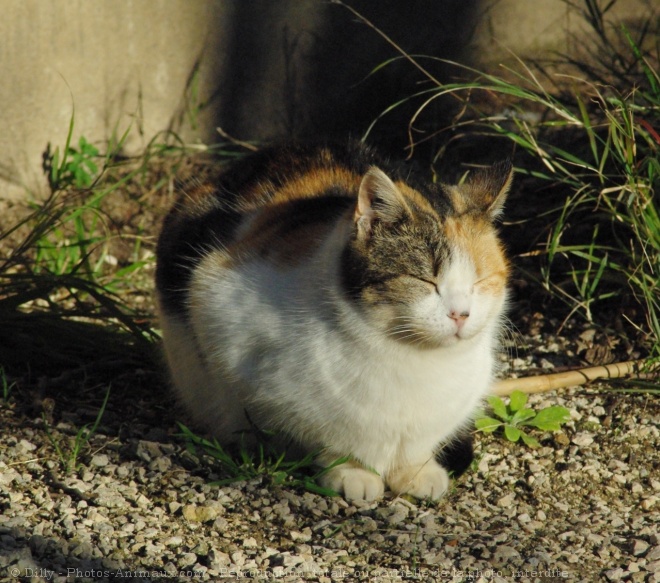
left=355, top=167, right=409, bottom=238
left=456, top=159, right=513, bottom=220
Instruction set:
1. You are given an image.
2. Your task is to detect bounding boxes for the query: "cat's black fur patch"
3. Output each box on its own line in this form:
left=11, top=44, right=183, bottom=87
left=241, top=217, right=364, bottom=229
left=155, top=202, right=243, bottom=316
left=436, top=432, right=474, bottom=477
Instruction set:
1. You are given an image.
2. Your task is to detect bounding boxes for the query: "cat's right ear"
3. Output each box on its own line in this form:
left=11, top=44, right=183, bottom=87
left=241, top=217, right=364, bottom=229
left=355, top=167, right=409, bottom=239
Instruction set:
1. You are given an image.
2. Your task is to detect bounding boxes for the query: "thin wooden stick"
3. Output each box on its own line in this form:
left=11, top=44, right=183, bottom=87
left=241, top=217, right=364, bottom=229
left=216, top=127, right=259, bottom=152
left=491, top=360, right=651, bottom=396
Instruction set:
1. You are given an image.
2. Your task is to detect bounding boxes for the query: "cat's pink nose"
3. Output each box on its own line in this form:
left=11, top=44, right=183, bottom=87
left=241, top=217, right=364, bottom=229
left=449, top=310, right=470, bottom=329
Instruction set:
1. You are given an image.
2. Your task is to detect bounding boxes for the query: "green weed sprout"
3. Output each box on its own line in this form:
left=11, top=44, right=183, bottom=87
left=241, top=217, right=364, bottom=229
left=1, top=366, right=16, bottom=401
left=177, top=423, right=348, bottom=496
left=44, top=386, right=111, bottom=473
left=475, top=391, right=571, bottom=448
left=43, top=105, right=101, bottom=191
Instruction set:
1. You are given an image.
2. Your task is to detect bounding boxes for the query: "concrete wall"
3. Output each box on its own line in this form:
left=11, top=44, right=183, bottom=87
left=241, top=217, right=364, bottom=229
left=0, top=0, right=652, bottom=201
left=472, top=0, right=653, bottom=60
left=1, top=0, right=229, bottom=200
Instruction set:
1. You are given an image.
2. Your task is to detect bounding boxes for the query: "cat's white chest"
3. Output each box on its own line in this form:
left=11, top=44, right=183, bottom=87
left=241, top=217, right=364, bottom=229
left=189, top=250, right=495, bottom=474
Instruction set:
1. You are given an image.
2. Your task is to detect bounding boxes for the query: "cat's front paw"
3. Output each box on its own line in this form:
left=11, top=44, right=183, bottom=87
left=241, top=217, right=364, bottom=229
left=387, top=460, right=450, bottom=501
left=319, top=464, right=385, bottom=501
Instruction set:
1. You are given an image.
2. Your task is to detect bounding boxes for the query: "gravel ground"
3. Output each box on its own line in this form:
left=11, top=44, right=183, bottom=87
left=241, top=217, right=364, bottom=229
left=1, top=315, right=659, bottom=583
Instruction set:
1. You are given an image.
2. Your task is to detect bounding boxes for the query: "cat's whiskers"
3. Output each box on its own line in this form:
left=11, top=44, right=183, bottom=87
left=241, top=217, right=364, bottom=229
left=499, top=315, right=521, bottom=362
left=386, top=320, right=432, bottom=345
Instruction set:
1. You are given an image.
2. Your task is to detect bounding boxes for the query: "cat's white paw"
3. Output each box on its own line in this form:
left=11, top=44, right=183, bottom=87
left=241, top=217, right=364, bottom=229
left=319, top=465, right=385, bottom=501
left=387, top=460, right=450, bottom=501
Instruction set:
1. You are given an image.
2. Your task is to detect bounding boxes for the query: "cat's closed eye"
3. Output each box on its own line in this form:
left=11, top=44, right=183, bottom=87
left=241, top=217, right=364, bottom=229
left=408, top=275, right=438, bottom=291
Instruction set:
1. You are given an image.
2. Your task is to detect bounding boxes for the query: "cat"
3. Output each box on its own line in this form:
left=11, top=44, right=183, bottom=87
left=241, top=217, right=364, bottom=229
left=155, top=141, right=512, bottom=501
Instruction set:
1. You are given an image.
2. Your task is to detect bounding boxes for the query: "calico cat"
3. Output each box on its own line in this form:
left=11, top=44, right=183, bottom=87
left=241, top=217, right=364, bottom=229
left=155, top=142, right=512, bottom=501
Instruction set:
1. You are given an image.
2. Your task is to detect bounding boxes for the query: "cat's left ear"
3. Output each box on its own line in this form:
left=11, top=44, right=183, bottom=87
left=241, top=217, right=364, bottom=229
left=355, top=167, right=410, bottom=238
left=460, top=159, right=514, bottom=220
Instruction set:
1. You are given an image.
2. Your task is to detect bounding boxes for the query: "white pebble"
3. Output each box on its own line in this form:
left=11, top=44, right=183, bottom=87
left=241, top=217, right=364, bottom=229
left=571, top=433, right=594, bottom=447
left=90, top=454, right=109, bottom=467
left=647, top=546, right=660, bottom=561
left=18, top=439, right=37, bottom=452
left=632, top=539, right=649, bottom=556
left=604, top=567, right=625, bottom=581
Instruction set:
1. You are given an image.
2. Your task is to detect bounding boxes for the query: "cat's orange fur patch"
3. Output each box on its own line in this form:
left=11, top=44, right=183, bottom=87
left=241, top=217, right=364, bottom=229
left=223, top=167, right=442, bottom=268
left=446, top=216, right=509, bottom=295
left=240, top=167, right=360, bottom=208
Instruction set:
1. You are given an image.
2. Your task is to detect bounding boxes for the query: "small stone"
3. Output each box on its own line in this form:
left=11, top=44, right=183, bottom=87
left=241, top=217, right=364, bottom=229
left=396, top=533, right=410, bottom=545
left=95, top=489, right=126, bottom=509
left=116, top=465, right=130, bottom=478
left=642, top=496, right=658, bottom=510
left=478, top=454, right=493, bottom=473
left=572, top=433, right=594, bottom=447
left=494, top=546, right=519, bottom=559
left=18, top=439, right=37, bottom=452
left=632, top=539, right=649, bottom=556
left=647, top=546, right=660, bottom=562
left=149, top=456, right=172, bottom=472
left=282, top=552, right=304, bottom=567
left=497, top=494, right=515, bottom=507
left=180, top=552, right=197, bottom=567
left=291, top=529, right=312, bottom=543
left=165, top=536, right=183, bottom=547
left=90, top=454, right=109, bottom=467
left=135, top=440, right=163, bottom=462
left=192, top=541, right=209, bottom=556
left=197, top=505, right=219, bottom=523
left=604, top=567, right=624, bottom=581
left=182, top=504, right=199, bottom=522
left=540, top=358, right=555, bottom=370
left=243, top=537, right=258, bottom=548
left=208, top=548, right=231, bottom=569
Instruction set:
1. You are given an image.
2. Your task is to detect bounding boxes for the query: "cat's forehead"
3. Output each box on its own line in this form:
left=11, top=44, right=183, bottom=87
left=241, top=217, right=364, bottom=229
left=401, top=206, right=502, bottom=269
left=395, top=180, right=454, bottom=218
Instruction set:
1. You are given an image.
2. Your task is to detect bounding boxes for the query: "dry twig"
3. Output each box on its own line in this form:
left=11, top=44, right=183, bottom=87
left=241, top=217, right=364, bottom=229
left=216, top=127, right=259, bottom=152
left=492, top=360, right=655, bottom=396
